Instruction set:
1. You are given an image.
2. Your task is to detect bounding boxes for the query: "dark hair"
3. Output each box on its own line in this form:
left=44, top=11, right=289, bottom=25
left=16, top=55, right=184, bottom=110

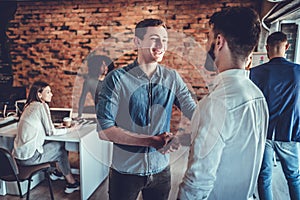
left=87, top=55, right=115, bottom=78
left=267, top=31, right=287, bottom=46
left=102, top=56, right=115, bottom=74
left=26, top=81, right=49, bottom=106
left=209, top=7, right=261, bottom=62
left=135, top=18, right=166, bottom=40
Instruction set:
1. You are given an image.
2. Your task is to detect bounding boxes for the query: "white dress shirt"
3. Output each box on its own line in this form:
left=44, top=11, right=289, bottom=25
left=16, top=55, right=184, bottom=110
left=178, top=69, right=269, bottom=200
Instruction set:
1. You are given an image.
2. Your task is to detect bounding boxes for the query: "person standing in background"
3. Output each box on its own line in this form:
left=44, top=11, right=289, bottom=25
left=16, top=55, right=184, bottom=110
left=94, top=56, right=115, bottom=107
left=250, top=31, right=300, bottom=200
left=78, top=55, right=114, bottom=118
left=96, top=18, right=196, bottom=200
left=178, top=7, right=269, bottom=200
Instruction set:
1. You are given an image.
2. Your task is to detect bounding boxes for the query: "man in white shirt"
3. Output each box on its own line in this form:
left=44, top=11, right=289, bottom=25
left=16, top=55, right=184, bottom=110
left=177, top=7, right=269, bottom=200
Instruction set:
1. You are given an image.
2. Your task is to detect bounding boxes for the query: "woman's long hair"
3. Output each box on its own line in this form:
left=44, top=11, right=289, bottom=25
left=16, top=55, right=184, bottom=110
left=87, top=55, right=115, bottom=78
left=25, top=81, right=50, bottom=107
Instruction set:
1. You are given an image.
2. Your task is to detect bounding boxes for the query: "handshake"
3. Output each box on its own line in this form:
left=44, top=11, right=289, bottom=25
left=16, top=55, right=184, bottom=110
left=152, top=132, right=191, bottom=154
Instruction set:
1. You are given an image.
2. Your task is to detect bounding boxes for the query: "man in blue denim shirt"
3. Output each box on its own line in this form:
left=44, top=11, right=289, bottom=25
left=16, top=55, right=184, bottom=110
left=250, top=31, right=300, bottom=200
left=96, top=18, right=196, bottom=200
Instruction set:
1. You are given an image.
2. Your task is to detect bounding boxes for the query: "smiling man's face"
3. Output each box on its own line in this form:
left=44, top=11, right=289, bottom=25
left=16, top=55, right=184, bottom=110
left=137, top=26, right=168, bottom=64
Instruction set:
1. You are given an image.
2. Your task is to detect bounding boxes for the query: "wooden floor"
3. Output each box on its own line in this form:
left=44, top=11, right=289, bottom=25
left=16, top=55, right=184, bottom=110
left=0, top=147, right=290, bottom=200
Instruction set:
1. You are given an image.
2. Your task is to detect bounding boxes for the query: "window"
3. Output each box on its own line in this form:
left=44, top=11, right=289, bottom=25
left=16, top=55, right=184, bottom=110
left=281, top=23, right=298, bottom=62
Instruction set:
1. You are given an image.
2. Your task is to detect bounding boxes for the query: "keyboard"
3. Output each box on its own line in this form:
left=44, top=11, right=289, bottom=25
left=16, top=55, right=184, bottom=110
left=0, top=116, right=18, bottom=128
left=75, top=118, right=97, bottom=126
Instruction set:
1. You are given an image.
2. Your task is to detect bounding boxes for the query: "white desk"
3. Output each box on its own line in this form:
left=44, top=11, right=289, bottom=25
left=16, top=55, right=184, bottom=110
left=0, top=122, right=112, bottom=200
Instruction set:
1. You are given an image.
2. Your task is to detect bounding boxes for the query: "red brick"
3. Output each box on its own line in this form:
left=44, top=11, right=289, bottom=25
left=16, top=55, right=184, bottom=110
left=7, top=0, right=259, bottom=131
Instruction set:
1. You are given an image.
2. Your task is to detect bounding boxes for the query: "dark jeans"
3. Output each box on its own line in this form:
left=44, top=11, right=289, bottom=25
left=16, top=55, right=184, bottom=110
left=109, top=166, right=171, bottom=200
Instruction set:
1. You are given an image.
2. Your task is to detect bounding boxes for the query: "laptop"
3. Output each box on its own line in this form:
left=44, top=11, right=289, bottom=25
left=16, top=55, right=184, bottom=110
left=50, top=108, right=73, bottom=126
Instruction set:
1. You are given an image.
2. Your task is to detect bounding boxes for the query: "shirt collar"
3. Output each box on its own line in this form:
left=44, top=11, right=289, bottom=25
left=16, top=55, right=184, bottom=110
left=269, top=57, right=287, bottom=62
left=209, top=69, right=249, bottom=91
left=130, top=59, right=162, bottom=79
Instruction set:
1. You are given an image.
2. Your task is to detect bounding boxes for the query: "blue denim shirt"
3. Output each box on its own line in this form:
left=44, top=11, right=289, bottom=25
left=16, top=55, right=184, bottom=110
left=250, top=57, right=300, bottom=142
left=96, top=60, right=196, bottom=175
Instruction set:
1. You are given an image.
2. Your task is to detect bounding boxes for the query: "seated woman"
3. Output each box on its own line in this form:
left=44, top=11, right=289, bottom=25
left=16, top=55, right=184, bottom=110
left=13, top=81, right=79, bottom=194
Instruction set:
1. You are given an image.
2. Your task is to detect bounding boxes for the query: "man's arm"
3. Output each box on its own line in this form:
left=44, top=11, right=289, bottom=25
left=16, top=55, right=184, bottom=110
left=173, top=71, right=196, bottom=120
left=161, top=71, right=196, bottom=152
left=177, top=98, right=226, bottom=199
left=96, top=70, right=173, bottom=150
left=178, top=134, right=225, bottom=199
left=99, top=126, right=173, bottom=150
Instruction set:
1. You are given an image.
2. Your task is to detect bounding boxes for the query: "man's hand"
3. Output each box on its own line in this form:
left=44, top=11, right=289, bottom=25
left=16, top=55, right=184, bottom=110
left=158, top=133, right=191, bottom=154
left=151, top=132, right=174, bottom=150
left=159, top=135, right=180, bottom=154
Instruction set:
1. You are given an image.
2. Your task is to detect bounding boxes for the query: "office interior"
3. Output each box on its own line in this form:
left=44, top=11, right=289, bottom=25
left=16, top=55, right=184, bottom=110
left=0, top=0, right=299, bottom=199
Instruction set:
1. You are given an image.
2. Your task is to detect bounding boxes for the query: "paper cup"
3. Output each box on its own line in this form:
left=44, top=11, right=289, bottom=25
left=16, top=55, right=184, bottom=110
left=63, top=117, right=72, bottom=127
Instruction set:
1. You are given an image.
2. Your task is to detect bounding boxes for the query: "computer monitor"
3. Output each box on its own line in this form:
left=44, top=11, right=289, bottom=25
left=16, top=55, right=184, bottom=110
left=0, top=86, right=26, bottom=117
left=50, top=108, right=73, bottom=124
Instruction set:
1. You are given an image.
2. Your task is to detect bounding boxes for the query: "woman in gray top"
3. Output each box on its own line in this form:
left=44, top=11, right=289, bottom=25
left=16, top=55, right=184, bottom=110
left=13, top=81, right=79, bottom=194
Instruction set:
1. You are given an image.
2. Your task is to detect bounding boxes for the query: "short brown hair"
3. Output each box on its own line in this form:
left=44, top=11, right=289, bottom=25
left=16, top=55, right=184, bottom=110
left=209, top=7, right=261, bottom=62
left=135, top=18, right=166, bottom=40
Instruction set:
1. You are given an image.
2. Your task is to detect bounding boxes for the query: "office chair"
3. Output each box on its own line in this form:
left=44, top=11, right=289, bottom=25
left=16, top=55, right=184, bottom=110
left=0, top=147, right=54, bottom=200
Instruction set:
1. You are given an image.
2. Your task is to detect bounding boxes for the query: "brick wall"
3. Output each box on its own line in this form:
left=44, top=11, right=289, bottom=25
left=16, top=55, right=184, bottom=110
left=6, top=0, right=260, bottom=131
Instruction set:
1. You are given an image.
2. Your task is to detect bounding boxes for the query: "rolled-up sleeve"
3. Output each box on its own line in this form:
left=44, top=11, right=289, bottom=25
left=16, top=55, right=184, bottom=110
left=173, top=71, right=196, bottom=120
left=96, top=72, right=120, bottom=131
